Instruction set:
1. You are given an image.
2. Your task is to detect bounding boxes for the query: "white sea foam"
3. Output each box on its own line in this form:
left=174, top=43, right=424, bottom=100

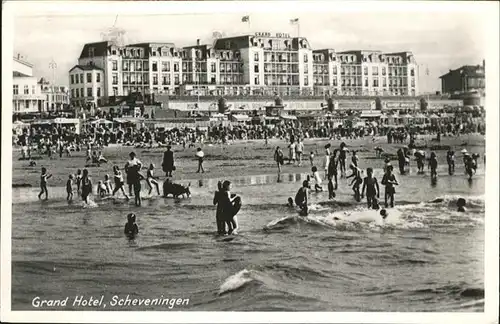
left=219, top=269, right=254, bottom=295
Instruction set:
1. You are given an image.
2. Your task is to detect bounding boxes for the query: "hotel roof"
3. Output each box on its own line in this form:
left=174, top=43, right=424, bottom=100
left=69, top=64, right=104, bottom=72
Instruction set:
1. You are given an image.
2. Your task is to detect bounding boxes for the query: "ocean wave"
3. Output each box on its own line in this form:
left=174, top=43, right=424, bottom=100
left=410, top=283, right=484, bottom=299
left=219, top=269, right=257, bottom=295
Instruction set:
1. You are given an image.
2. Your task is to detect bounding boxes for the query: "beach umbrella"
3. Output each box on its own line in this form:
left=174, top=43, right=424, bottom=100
left=461, top=148, right=468, bottom=154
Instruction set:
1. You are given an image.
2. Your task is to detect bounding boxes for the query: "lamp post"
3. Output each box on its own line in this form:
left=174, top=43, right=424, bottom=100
left=49, top=59, right=57, bottom=112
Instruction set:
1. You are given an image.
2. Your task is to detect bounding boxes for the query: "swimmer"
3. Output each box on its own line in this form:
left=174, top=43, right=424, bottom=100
left=457, top=198, right=467, bottom=212
left=221, top=180, right=239, bottom=234
left=124, top=213, right=139, bottom=238
left=372, top=197, right=380, bottom=210
left=380, top=209, right=388, bottom=220
left=309, top=151, right=314, bottom=167
left=38, top=167, right=52, bottom=200
left=287, top=197, right=294, bottom=208
left=294, top=180, right=310, bottom=216
left=66, top=174, right=74, bottom=201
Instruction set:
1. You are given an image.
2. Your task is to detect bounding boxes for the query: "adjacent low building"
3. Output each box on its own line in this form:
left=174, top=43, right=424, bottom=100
left=39, top=78, right=71, bottom=111
left=439, top=61, right=485, bottom=95
left=13, top=55, right=46, bottom=114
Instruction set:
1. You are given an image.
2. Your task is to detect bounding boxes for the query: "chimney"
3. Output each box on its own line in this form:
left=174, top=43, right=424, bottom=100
left=482, top=59, right=485, bottom=70
left=196, top=39, right=200, bottom=46
left=17, top=53, right=20, bottom=59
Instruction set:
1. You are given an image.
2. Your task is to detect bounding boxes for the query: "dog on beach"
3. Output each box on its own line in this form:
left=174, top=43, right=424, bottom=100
left=163, top=179, right=191, bottom=198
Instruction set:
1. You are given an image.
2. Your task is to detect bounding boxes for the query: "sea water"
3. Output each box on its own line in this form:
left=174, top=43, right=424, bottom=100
left=11, top=166, right=485, bottom=311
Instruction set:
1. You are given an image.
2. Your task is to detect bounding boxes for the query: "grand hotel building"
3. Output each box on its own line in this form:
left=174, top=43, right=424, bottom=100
left=69, top=32, right=418, bottom=107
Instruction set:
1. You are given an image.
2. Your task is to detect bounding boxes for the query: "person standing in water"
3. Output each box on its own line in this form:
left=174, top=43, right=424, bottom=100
left=296, top=138, right=304, bottom=166
left=323, top=143, right=331, bottom=179
left=75, top=169, right=82, bottom=194
left=146, top=163, right=161, bottom=196
left=351, top=151, right=359, bottom=168
left=66, top=174, right=74, bottom=201
left=80, top=168, right=93, bottom=204
left=162, top=145, right=175, bottom=177
left=221, top=180, right=240, bottom=235
left=125, top=152, right=142, bottom=196
left=124, top=213, right=139, bottom=238
left=213, top=181, right=226, bottom=235
left=381, top=165, right=398, bottom=208
left=428, top=151, right=438, bottom=180
left=38, top=167, right=52, bottom=200
left=446, top=148, right=455, bottom=175
left=112, top=165, right=129, bottom=199
left=339, top=143, right=347, bottom=178
left=274, top=146, right=284, bottom=174
left=196, top=148, right=205, bottom=173
left=361, top=167, right=380, bottom=209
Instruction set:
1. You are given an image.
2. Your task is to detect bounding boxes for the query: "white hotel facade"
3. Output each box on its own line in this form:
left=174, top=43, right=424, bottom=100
left=69, top=32, right=418, bottom=107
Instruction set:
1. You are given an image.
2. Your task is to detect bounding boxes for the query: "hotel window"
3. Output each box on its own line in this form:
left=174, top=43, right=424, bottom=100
left=332, top=66, right=337, bottom=75
left=113, top=87, right=118, bottom=96
left=382, top=67, right=386, bottom=76
left=25, top=100, right=30, bottom=109
left=254, top=76, right=260, bottom=85
left=363, top=67, right=368, bottom=75
left=32, top=85, right=36, bottom=94
left=75, top=74, right=79, bottom=84
left=174, top=63, right=179, bottom=72
left=97, top=88, right=101, bottom=97
left=254, top=64, right=259, bottom=73
left=304, top=64, right=308, bottom=73
left=112, top=49, right=117, bottom=55
left=373, top=79, right=379, bottom=87
left=24, top=85, right=29, bottom=94
left=87, top=87, right=93, bottom=97
left=86, top=73, right=92, bottom=83
left=153, top=74, right=158, bottom=85
left=303, top=54, right=308, bottom=63
left=13, top=85, right=18, bottom=95
left=71, top=75, right=74, bottom=84
left=341, top=79, right=345, bottom=86
left=162, top=62, right=170, bottom=72
left=136, top=61, right=142, bottom=71
left=332, top=79, right=337, bottom=86
left=174, top=74, right=179, bottom=85
left=112, top=74, right=118, bottom=84
left=80, top=74, right=84, bottom=83
left=182, top=62, right=187, bottom=72
left=71, top=89, right=75, bottom=98
left=123, top=75, right=129, bottom=84
left=211, top=63, right=216, bottom=73
left=411, top=78, right=415, bottom=87
left=96, top=73, right=101, bottom=82
left=364, top=78, right=368, bottom=87
left=304, top=76, right=309, bottom=86
left=254, top=52, right=259, bottom=61
left=410, top=69, right=415, bottom=76
left=112, top=61, right=118, bottom=71
left=372, top=67, right=378, bottom=76
left=340, top=67, right=345, bottom=75
left=383, top=78, right=387, bottom=87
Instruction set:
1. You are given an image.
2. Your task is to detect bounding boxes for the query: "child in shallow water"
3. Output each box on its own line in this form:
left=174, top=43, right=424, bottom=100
left=124, top=213, right=139, bottom=237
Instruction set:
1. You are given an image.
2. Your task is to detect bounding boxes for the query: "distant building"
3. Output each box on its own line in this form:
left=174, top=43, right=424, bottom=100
left=439, top=61, right=485, bottom=95
left=313, top=50, right=418, bottom=97
left=12, top=55, right=46, bottom=114
left=39, top=78, right=71, bottom=111
left=69, top=33, right=419, bottom=106
left=68, top=64, right=105, bottom=107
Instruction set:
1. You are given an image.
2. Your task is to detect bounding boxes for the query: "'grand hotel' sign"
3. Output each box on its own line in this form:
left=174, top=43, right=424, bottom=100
left=255, top=32, right=291, bottom=38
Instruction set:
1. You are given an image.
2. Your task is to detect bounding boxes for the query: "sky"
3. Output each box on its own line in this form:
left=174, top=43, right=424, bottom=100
left=9, top=1, right=492, bottom=93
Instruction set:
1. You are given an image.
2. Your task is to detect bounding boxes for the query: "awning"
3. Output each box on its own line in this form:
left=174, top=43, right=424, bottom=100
left=280, top=115, right=297, bottom=120
left=231, top=114, right=250, bottom=122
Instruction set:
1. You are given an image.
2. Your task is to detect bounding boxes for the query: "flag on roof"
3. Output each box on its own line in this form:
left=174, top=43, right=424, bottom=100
left=241, top=15, right=249, bottom=22
left=290, top=18, right=299, bottom=24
